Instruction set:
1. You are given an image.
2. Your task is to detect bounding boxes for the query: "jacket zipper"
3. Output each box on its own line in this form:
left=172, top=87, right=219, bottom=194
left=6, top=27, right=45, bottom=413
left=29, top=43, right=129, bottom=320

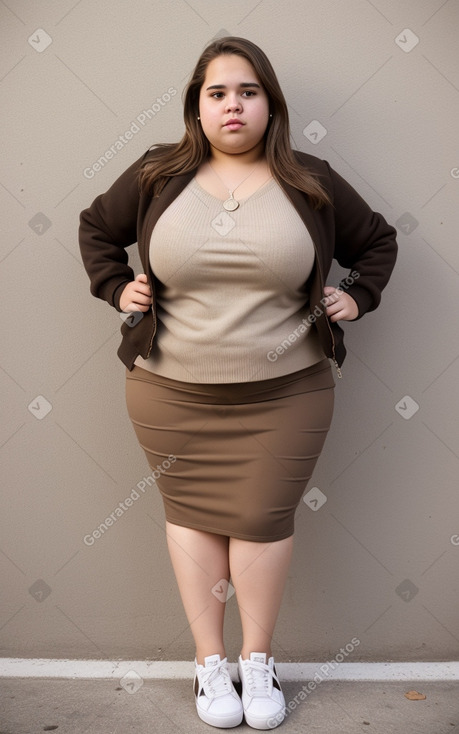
left=146, top=270, right=157, bottom=358
left=313, top=245, right=343, bottom=380
left=327, top=318, right=343, bottom=379
left=138, top=200, right=157, bottom=359
left=332, top=352, right=342, bottom=379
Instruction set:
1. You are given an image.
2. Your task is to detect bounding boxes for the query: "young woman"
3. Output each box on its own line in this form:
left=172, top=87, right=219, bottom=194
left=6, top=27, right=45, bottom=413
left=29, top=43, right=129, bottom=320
left=79, top=36, right=397, bottom=730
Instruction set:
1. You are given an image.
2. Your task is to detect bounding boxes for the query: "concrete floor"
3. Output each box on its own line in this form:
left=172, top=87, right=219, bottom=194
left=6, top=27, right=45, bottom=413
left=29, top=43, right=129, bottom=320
left=1, top=677, right=458, bottom=734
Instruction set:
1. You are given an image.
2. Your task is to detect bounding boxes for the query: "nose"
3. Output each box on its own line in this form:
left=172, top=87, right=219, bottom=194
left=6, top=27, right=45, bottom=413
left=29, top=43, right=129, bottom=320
left=225, top=94, right=242, bottom=113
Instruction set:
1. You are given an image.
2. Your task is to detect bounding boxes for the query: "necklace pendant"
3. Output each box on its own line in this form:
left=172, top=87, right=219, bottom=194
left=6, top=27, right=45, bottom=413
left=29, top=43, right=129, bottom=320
left=223, top=194, right=239, bottom=212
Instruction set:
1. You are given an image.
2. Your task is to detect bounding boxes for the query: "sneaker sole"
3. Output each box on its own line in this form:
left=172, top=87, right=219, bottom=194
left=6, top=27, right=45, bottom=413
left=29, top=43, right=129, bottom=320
left=196, top=706, right=244, bottom=728
left=243, top=710, right=285, bottom=730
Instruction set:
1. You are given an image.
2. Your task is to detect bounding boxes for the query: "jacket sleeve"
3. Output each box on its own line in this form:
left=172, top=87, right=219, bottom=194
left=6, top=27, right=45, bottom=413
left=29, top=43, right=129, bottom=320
left=325, top=161, right=398, bottom=320
left=79, top=150, right=150, bottom=312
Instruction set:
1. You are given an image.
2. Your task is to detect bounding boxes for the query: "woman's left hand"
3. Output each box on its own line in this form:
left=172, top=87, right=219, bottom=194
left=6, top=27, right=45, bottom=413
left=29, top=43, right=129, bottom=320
left=323, top=286, right=359, bottom=322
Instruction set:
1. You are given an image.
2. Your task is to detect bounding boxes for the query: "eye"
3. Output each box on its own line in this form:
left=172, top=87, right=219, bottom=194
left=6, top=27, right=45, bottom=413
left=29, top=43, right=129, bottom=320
left=242, top=90, right=256, bottom=97
left=211, top=92, right=224, bottom=99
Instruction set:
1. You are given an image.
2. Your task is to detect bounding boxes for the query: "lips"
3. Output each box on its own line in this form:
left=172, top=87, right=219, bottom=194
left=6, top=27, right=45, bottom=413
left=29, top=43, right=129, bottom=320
left=224, top=119, right=244, bottom=129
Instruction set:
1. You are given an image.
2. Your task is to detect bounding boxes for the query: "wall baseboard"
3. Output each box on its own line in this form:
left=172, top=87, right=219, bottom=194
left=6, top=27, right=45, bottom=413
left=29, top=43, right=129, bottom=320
left=1, top=658, right=458, bottom=681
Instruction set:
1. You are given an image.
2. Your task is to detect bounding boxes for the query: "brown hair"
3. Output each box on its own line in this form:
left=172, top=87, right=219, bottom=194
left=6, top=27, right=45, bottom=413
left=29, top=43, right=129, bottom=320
left=139, top=36, right=331, bottom=208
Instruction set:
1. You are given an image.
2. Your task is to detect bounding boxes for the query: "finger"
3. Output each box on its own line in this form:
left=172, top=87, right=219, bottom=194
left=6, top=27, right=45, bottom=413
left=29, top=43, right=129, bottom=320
left=324, top=294, right=341, bottom=310
left=133, top=303, right=151, bottom=312
left=328, top=294, right=358, bottom=321
left=325, top=302, right=341, bottom=318
left=134, top=274, right=152, bottom=294
left=132, top=284, right=152, bottom=299
left=124, top=302, right=150, bottom=313
left=132, top=293, right=152, bottom=306
left=323, top=288, right=342, bottom=307
left=328, top=303, right=356, bottom=322
left=132, top=283, right=151, bottom=303
left=328, top=307, right=349, bottom=322
left=322, top=287, right=335, bottom=304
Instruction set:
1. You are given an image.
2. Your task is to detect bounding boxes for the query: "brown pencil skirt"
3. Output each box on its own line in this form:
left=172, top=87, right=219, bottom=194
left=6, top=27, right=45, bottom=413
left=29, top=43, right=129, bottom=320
left=125, top=357, right=335, bottom=542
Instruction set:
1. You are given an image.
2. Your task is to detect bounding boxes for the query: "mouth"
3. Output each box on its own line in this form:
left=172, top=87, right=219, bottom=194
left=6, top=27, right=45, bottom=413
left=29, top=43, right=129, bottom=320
left=224, top=119, right=244, bottom=130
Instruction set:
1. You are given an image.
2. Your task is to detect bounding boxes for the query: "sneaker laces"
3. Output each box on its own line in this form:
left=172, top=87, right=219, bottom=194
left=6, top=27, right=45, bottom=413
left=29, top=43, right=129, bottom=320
left=200, top=658, right=233, bottom=699
left=242, top=659, right=273, bottom=697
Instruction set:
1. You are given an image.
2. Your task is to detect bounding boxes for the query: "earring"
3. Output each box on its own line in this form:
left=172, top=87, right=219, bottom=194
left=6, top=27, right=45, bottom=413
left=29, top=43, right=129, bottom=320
left=197, top=116, right=200, bottom=120
left=269, top=114, right=273, bottom=118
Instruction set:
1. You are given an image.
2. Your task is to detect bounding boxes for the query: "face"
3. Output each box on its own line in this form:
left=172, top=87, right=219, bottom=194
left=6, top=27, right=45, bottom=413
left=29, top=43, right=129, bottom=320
left=198, top=54, right=270, bottom=156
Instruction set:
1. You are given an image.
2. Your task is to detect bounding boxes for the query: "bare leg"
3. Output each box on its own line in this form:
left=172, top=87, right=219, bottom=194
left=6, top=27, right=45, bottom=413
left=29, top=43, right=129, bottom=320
left=229, top=535, right=293, bottom=659
left=165, top=521, right=230, bottom=665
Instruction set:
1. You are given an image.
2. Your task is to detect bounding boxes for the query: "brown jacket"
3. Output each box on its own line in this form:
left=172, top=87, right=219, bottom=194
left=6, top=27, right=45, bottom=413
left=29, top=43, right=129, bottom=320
left=79, top=148, right=398, bottom=375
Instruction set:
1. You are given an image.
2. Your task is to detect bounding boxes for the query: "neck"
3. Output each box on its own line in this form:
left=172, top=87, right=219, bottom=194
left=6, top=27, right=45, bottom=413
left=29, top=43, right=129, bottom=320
left=208, top=141, right=266, bottom=169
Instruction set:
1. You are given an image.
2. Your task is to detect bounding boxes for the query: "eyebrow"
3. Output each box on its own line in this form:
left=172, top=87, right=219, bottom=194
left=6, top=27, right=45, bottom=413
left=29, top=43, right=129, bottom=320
left=205, top=83, right=261, bottom=91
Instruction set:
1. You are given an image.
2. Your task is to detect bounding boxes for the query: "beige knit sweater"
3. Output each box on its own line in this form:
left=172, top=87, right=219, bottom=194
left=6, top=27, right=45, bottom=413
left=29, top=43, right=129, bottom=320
left=134, top=177, right=325, bottom=382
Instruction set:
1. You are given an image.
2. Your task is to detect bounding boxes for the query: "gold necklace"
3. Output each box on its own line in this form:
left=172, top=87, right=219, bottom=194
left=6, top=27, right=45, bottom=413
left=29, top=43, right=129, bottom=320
left=207, top=161, right=262, bottom=212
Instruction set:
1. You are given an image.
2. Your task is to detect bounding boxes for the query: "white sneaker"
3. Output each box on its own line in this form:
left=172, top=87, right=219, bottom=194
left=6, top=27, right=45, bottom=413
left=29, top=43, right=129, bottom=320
left=194, top=654, right=243, bottom=728
left=238, top=652, right=285, bottom=730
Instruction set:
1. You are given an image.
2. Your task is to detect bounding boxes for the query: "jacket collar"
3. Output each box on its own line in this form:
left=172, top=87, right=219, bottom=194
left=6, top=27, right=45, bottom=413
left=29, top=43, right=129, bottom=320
left=139, top=168, right=197, bottom=272
left=276, top=180, right=323, bottom=263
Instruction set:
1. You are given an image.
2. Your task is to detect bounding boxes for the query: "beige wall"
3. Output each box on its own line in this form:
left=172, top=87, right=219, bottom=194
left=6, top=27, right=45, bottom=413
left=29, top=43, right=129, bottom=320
left=1, top=0, right=458, bottom=663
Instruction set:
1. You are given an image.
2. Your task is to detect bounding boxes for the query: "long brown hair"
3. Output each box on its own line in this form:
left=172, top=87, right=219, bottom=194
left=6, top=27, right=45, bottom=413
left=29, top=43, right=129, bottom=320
left=139, top=36, right=331, bottom=208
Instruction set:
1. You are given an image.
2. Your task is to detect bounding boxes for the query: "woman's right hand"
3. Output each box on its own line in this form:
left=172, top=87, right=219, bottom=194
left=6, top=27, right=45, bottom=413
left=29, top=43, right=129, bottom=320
left=119, top=273, right=152, bottom=312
